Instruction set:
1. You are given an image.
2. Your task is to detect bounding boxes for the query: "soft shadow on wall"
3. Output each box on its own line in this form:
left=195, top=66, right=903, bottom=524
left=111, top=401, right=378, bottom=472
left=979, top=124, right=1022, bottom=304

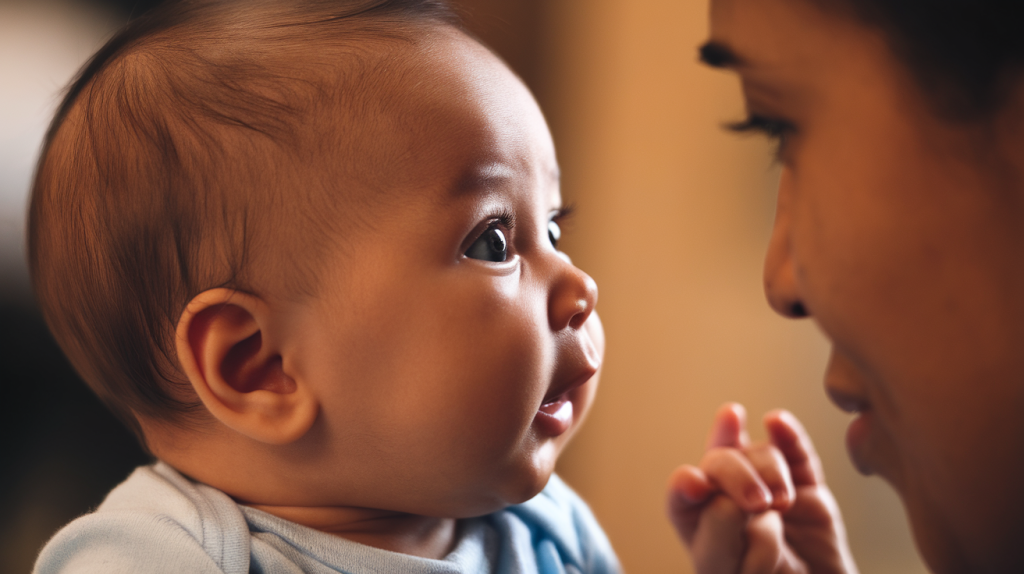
left=0, top=1, right=927, bottom=574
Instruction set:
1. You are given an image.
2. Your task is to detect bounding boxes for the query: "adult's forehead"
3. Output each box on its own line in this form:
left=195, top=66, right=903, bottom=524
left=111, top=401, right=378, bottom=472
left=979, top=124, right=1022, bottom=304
left=708, top=0, right=876, bottom=75
left=704, top=0, right=894, bottom=100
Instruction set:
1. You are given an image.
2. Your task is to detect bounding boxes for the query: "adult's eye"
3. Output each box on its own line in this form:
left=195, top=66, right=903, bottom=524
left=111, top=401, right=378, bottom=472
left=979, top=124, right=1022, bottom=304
left=548, top=220, right=562, bottom=250
left=465, top=225, right=508, bottom=262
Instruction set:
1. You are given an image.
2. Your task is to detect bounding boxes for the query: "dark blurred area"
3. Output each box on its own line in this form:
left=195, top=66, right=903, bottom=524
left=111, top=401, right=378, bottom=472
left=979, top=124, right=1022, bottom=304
left=0, top=305, right=152, bottom=570
left=102, top=0, right=165, bottom=17
left=0, top=0, right=543, bottom=571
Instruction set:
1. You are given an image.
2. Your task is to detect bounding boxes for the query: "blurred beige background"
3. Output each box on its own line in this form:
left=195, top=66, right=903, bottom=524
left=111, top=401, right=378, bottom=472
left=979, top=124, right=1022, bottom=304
left=0, top=0, right=927, bottom=572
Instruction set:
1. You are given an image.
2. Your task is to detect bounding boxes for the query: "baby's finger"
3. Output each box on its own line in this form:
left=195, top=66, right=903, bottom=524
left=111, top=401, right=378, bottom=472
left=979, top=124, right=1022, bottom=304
left=668, top=464, right=715, bottom=506
left=689, top=495, right=747, bottom=574
left=739, top=510, right=785, bottom=574
left=701, top=447, right=773, bottom=513
left=765, top=410, right=825, bottom=486
left=707, top=402, right=751, bottom=450
left=743, top=442, right=795, bottom=511
left=666, top=465, right=715, bottom=543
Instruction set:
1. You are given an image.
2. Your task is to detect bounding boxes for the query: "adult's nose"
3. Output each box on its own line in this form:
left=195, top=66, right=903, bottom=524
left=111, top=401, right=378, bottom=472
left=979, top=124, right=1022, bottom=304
left=764, top=170, right=808, bottom=319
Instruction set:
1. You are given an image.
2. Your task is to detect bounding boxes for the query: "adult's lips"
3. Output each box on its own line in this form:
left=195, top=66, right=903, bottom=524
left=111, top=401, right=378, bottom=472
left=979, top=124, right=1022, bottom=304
left=827, top=384, right=877, bottom=475
left=826, top=384, right=870, bottom=414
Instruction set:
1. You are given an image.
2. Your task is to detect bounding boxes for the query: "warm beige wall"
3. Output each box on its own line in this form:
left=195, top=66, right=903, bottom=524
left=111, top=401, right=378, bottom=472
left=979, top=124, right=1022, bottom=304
left=537, top=0, right=930, bottom=572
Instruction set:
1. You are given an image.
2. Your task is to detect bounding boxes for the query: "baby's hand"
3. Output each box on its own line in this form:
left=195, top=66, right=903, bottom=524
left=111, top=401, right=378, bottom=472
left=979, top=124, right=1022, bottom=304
left=666, top=404, right=859, bottom=574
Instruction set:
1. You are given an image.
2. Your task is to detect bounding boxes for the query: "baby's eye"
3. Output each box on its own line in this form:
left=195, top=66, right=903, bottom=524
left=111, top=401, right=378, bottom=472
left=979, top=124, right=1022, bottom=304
left=547, top=205, right=574, bottom=250
left=465, top=225, right=508, bottom=262
left=548, top=220, right=562, bottom=250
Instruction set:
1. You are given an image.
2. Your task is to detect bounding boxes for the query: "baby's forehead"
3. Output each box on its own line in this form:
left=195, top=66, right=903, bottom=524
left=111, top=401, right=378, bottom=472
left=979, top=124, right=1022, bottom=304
left=303, top=28, right=553, bottom=192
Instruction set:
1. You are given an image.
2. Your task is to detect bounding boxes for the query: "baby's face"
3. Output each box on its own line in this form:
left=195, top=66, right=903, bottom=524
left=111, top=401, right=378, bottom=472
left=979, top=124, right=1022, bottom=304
left=287, top=29, right=603, bottom=518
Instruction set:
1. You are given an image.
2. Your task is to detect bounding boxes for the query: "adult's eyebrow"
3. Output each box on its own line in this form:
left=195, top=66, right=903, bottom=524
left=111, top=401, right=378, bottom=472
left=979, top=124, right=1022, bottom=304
left=698, top=41, right=743, bottom=68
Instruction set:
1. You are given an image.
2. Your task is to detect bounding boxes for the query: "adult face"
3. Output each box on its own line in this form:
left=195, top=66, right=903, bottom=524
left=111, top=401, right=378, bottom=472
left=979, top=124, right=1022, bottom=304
left=704, top=0, right=1024, bottom=572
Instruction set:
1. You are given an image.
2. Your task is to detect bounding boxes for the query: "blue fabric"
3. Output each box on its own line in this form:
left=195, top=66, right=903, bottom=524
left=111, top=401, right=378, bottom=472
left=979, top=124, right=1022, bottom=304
left=34, top=462, right=620, bottom=574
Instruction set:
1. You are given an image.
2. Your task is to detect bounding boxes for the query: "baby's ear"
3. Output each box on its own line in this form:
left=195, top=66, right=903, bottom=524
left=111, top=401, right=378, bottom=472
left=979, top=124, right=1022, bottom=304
left=175, top=288, right=318, bottom=444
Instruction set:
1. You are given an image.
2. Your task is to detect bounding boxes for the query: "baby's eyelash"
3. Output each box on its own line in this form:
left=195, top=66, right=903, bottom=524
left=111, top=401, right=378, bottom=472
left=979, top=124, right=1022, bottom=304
left=492, top=207, right=516, bottom=230
left=726, top=114, right=795, bottom=140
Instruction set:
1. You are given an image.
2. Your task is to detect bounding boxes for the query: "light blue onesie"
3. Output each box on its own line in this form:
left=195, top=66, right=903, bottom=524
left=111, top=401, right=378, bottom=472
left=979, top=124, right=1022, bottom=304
left=34, top=462, right=620, bottom=574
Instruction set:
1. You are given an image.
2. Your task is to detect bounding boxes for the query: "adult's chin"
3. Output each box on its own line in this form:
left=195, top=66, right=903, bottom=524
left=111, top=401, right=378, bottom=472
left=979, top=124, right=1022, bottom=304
left=885, top=463, right=981, bottom=574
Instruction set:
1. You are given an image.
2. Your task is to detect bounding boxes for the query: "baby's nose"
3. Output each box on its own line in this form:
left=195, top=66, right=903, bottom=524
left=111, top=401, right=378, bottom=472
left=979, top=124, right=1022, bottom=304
left=549, top=263, right=598, bottom=331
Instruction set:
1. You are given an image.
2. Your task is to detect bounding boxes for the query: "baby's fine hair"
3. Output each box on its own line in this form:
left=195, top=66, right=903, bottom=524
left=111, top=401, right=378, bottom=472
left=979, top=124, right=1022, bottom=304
left=29, top=0, right=456, bottom=444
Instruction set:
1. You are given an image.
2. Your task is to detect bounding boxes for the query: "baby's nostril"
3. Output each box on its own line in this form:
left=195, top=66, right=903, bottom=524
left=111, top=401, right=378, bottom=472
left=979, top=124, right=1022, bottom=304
left=790, top=302, right=808, bottom=317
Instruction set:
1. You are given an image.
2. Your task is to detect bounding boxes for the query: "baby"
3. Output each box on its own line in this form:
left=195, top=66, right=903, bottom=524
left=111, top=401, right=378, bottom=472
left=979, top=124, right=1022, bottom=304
left=30, top=1, right=615, bottom=572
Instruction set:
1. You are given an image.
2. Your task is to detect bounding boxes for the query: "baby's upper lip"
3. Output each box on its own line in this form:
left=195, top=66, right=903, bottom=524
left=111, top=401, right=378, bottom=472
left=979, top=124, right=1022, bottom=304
left=542, top=338, right=601, bottom=405
left=542, top=363, right=597, bottom=405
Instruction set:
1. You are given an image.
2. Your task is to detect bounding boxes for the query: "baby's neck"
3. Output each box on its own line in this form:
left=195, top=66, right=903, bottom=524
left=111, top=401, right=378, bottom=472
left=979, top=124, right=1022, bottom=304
left=244, top=503, right=458, bottom=559
left=146, top=423, right=460, bottom=559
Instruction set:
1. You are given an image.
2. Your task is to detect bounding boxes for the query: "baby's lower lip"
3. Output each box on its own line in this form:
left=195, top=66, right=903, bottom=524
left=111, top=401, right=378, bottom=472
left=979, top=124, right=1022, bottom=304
left=534, top=396, right=573, bottom=436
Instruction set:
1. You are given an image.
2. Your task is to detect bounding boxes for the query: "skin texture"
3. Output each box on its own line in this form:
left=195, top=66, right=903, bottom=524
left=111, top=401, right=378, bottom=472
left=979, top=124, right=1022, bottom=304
left=145, top=28, right=604, bottom=560
left=695, top=0, right=1024, bottom=572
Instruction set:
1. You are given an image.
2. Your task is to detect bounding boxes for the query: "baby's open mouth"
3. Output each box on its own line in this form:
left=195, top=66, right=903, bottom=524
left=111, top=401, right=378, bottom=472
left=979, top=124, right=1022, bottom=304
left=535, top=352, right=599, bottom=436
left=539, top=395, right=572, bottom=421
left=535, top=394, right=574, bottom=436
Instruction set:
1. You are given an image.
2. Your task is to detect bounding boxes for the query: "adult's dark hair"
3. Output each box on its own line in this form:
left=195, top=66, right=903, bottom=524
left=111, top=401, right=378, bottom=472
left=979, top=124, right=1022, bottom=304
left=824, top=0, right=1024, bottom=119
left=28, top=0, right=458, bottom=446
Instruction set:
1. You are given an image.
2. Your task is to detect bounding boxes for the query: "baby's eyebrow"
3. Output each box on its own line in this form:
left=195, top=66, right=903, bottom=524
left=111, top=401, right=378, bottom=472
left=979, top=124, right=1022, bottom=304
left=453, top=162, right=516, bottom=196
left=452, top=162, right=561, bottom=197
left=549, top=166, right=561, bottom=186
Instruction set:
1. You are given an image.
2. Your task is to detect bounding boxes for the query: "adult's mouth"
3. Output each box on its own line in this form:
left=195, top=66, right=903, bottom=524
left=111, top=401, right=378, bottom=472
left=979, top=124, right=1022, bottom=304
left=824, top=348, right=883, bottom=474
left=827, top=385, right=875, bottom=475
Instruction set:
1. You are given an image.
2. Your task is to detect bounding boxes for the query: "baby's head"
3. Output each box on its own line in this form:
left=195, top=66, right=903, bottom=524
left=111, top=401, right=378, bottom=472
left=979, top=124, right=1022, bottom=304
left=30, top=0, right=602, bottom=518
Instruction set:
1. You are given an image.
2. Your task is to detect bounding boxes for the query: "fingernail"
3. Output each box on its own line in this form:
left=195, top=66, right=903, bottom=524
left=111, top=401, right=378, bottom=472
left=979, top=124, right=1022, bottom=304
left=746, top=485, right=772, bottom=507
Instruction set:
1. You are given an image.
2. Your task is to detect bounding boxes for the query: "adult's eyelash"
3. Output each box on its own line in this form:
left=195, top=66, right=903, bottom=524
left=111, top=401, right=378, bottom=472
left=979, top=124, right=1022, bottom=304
left=725, top=114, right=795, bottom=140
left=726, top=115, right=796, bottom=161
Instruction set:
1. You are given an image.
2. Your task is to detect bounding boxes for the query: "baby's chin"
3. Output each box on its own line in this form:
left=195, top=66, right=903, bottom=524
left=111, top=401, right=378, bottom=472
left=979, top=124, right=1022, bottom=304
left=399, top=389, right=593, bottom=520
left=438, top=450, right=561, bottom=519
left=505, top=442, right=566, bottom=504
